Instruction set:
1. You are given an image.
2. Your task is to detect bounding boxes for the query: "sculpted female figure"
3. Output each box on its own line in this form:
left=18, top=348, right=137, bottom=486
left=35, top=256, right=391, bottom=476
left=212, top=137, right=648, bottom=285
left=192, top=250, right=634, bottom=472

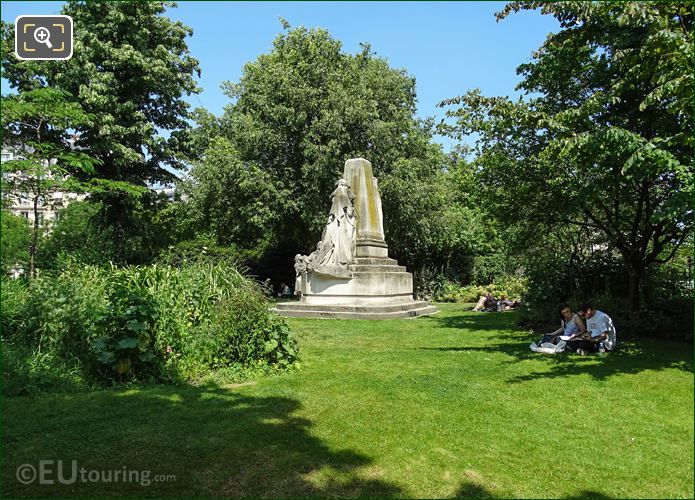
left=328, top=178, right=356, bottom=266
left=300, top=178, right=356, bottom=278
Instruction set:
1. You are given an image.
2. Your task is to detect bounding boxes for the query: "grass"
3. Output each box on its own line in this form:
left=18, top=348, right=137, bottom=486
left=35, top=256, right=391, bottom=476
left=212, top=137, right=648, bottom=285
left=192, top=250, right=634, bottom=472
left=2, top=303, right=693, bottom=498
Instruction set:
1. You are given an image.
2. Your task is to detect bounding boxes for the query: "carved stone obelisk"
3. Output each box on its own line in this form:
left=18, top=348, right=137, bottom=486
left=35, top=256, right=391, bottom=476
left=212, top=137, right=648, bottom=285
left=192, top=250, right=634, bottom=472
left=344, top=158, right=388, bottom=258
left=274, top=158, right=437, bottom=319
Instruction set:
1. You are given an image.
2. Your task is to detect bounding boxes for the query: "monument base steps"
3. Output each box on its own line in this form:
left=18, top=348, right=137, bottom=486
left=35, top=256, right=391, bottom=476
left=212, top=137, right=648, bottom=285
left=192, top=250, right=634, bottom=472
left=271, top=302, right=438, bottom=320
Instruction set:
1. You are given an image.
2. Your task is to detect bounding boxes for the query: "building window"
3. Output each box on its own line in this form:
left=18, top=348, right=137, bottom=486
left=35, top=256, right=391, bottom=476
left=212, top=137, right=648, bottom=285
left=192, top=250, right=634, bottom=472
left=20, top=211, right=29, bottom=219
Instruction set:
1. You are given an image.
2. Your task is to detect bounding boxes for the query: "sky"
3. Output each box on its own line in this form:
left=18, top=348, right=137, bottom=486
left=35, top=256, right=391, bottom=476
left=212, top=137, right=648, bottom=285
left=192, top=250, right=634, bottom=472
left=1, top=1, right=560, bottom=151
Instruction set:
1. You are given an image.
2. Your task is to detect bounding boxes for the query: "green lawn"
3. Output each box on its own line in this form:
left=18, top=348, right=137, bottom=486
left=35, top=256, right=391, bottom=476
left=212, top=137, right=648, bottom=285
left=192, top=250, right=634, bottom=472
left=3, top=304, right=693, bottom=498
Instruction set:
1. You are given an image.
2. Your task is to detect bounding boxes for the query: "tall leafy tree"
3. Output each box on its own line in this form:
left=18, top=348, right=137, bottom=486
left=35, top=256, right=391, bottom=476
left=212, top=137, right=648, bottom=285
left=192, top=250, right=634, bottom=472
left=440, top=2, right=693, bottom=313
left=1, top=1, right=201, bottom=257
left=1, top=89, right=106, bottom=276
left=190, top=25, right=480, bottom=277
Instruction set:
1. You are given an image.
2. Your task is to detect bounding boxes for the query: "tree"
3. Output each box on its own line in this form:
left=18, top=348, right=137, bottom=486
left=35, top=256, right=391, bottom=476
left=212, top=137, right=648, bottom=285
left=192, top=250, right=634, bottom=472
left=380, top=156, right=489, bottom=280
left=37, top=201, right=112, bottom=269
left=1, top=89, right=104, bottom=277
left=1, top=1, right=201, bottom=258
left=188, top=137, right=284, bottom=259
left=38, top=194, right=177, bottom=269
left=190, top=25, right=477, bottom=277
left=440, top=2, right=693, bottom=313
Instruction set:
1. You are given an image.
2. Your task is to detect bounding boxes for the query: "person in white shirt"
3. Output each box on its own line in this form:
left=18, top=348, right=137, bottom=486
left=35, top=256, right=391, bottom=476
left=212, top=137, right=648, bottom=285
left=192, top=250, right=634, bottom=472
left=566, top=304, right=617, bottom=355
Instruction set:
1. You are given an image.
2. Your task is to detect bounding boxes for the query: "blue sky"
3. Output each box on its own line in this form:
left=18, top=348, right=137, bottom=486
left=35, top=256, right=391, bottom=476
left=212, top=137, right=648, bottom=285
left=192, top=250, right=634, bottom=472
left=1, top=1, right=559, bottom=150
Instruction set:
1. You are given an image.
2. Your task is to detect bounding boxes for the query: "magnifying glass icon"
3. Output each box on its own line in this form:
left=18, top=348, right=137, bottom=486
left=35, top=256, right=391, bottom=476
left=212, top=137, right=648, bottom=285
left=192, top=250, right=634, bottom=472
left=33, top=27, right=53, bottom=49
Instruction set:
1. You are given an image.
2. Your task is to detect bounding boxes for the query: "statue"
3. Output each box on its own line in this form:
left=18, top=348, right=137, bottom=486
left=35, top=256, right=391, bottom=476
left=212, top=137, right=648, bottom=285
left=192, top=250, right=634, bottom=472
left=296, top=178, right=356, bottom=281
left=275, top=158, right=437, bottom=319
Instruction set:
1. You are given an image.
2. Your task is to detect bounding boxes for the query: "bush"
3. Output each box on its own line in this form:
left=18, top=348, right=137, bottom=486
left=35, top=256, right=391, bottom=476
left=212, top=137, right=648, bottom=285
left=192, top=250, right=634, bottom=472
left=433, top=276, right=527, bottom=304
left=38, top=201, right=118, bottom=269
left=582, top=293, right=693, bottom=342
left=471, top=253, right=512, bottom=285
left=1, top=275, right=30, bottom=338
left=21, top=266, right=108, bottom=365
left=3, top=261, right=298, bottom=393
left=1, top=210, right=32, bottom=275
left=2, top=341, right=85, bottom=396
left=156, top=237, right=246, bottom=267
left=207, top=295, right=298, bottom=367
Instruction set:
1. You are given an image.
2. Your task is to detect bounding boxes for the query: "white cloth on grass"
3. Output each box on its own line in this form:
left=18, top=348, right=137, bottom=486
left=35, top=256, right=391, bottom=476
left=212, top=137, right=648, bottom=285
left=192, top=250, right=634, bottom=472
left=530, top=340, right=567, bottom=354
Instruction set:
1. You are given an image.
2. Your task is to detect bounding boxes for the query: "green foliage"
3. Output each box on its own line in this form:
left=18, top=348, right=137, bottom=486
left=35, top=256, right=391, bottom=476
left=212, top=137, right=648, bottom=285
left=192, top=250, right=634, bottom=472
left=1, top=88, right=106, bottom=276
left=2, top=341, right=85, bottom=396
left=188, top=137, right=281, bottom=255
left=92, top=270, right=160, bottom=379
left=471, top=253, right=516, bottom=286
left=40, top=194, right=193, bottom=269
left=0, top=88, right=127, bottom=197
left=0, top=275, right=29, bottom=337
left=89, top=191, right=181, bottom=265
left=1, top=2, right=201, bottom=263
left=440, top=2, right=694, bottom=313
left=1, top=211, right=31, bottom=274
left=434, top=276, right=527, bottom=304
left=380, top=157, right=487, bottom=276
left=1, top=1, right=201, bottom=185
left=156, top=236, right=245, bottom=267
left=38, top=201, right=116, bottom=268
left=21, top=265, right=109, bottom=364
left=188, top=25, right=480, bottom=279
left=205, top=296, right=298, bottom=368
left=3, top=262, right=298, bottom=392
left=516, top=240, right=693, bottom=340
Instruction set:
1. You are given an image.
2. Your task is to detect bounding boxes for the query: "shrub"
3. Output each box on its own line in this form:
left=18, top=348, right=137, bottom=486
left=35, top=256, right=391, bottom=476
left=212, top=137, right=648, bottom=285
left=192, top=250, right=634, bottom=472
left=92, top=269, right=161, bottom=380
left=38, top=201, right=118, bottom=270
left=1, top=341, right=85, bottom=396
left=516, top=248, right=693, bottom=341
left=433, top=276, right=527, bottom=304
left=208, top=295, right=298, bottom=367
left=20, top=266, right=108, bottom=365
left=4, top=261, right=298, bottom=392
left=1, top=210, right=32, bottom=275
left=1, top=275, right=30, bottom=338
left=471, top=253, right=511, bottom=285
left=156, top=237, right=253, bottom=268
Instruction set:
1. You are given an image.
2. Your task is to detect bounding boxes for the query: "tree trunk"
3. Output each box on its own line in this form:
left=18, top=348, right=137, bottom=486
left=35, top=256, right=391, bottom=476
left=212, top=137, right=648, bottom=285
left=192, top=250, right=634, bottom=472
left=30, top=194, right=39, bottom=279
left=626, top=266, right=641, bottom=317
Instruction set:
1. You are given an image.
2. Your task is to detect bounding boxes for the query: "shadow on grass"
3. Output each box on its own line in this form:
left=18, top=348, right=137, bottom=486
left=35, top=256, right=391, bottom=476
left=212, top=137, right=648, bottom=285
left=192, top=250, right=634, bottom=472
left=572, top=491, right=613, bottom=499
left=426, top=311, right=693, bottom=383
left=504, top=343, right=693, bottom=383
left=451, top=482, right=614, bottom=499
left=2, top=385, right=400, bottom=498
left=453, top=481, right=496, bottom=498
left=431, top=310, right=521, bottom=333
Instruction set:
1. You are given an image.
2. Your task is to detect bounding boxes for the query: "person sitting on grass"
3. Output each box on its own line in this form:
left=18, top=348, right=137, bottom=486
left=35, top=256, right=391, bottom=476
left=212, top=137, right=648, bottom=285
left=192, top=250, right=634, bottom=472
left=499, top=295, right=520, bottom=311
left=565, top=303, right=617, bottom=355
left=539, top=303, right=586, bottom=345
left=473, top=292, right=495, bottom=312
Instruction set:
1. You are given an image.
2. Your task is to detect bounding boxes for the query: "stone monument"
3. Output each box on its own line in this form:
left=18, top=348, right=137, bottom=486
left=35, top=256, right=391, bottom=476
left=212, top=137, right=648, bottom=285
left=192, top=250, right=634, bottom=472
left=273, top=158, right=437, bottom=319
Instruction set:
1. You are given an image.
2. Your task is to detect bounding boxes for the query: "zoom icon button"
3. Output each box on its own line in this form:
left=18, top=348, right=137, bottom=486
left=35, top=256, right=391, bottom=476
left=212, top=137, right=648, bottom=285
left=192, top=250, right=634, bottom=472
left=15, top=15, right=73, bottom=60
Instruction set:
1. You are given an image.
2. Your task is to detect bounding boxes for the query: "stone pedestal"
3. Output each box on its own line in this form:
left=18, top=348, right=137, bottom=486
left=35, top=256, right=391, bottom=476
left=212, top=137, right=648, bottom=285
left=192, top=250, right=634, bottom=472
left=273, top=158, right=437, bottom=320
